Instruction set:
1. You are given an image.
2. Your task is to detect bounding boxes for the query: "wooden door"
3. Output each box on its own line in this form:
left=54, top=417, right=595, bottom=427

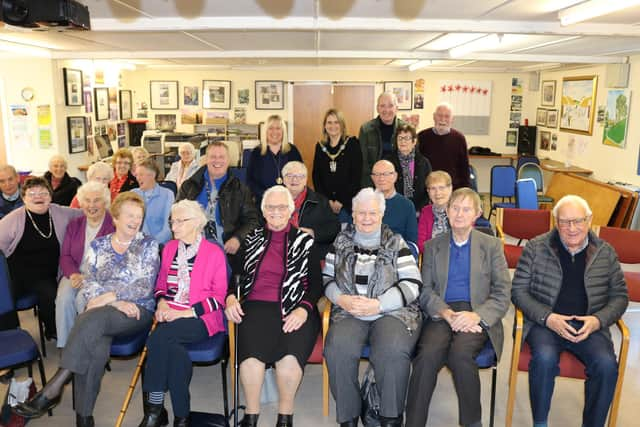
left=333, top=85, right=375, bottom=139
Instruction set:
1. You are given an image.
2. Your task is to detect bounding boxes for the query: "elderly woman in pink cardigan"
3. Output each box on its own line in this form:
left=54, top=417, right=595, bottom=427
left=417, top=171, right=453, bottom=253
left=138, top=200, right=228, bottom=427
left=56, top=181, right=115, bottom=348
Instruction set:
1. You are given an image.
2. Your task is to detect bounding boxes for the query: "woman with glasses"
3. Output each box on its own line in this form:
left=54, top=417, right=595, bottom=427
left=138, top=200, right=228, bottom=427
left=417, top=171, right=453, bottom=254
left=312, top=108, right=362, bottom=223
left=383, top=123, right=431, bottom=212
left=323, top=188, right=422, bottom=427
left=109, top=148, right=139, bottom=201
left=225, top=185, right=321, bottom=427
left=165, top=142, right=199, bottom=190
left=132, top=159, right=175, bottom=244
left=0, top=176, right=82, bottom=341
left=70, top=161, right=114, bottom=208
left=282, top=161, right=339, bottom=258
left=44, top=155, right=82, bottom=206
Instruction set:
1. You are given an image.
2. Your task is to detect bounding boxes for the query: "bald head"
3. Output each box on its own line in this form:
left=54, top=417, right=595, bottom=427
left=371, top=160, right=397, bottom=197
left=377, top=92, right=397, bottom=125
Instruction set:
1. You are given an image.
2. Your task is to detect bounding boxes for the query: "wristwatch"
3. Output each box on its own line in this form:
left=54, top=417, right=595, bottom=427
left=479, top=319, right=490, bottom=331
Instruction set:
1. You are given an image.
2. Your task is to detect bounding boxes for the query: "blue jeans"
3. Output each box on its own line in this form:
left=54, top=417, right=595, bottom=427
left=526, top=324, right=618, bottom=427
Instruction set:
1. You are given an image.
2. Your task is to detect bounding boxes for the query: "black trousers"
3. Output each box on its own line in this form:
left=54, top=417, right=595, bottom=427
left=405, top=303, right=488, bottom=427
left=12, top=276, right=58, bottom=336
left=143, top=318, right=209, bottom=418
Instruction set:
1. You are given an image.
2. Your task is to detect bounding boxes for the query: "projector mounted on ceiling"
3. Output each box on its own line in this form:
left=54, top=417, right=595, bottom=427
left=1, top=0, right=91, bottom=31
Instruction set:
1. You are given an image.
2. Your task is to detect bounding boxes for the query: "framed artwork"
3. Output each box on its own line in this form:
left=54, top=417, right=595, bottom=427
left=150, top=80, right=179, bottom=110
left=383, top=81, right=413, bottom=110
left=255, top=80, right=284, bottom=110
left=119, top=90, right=132, bottom=120
left=536, top=108, right=548, bottom=127
left=183, top=86, right=199, bottom=106
left=67, top=116, right=87, bottom=153
left=506, top=129, right=518, bottom=147
left=540, top=130, right=551, bottom=151
left=541, top=80, right=556, bottom=106
left=94, top=87, right=109, bottom=121
left=603, top=88, right=631, bottom=149
left=63, top=68, right=84, bottom=106
left=560, top=75, right=598, bottom=135
left=546, top=109, right=558, bottom=128
left=237, top=88, right=250, bottom=105
left=203, top=80, right=231, bottom=109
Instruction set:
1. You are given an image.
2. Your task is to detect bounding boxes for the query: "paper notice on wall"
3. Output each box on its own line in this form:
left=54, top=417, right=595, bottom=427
left=10, top=104, right=31, bottom=149
left=438, top=80, right=492, bottom=135
left=37, top=104, right=52, bottom=148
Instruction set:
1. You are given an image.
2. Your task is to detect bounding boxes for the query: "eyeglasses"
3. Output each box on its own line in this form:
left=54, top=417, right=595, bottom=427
left=428, top=184, right=451, bottom=192
left=397, top=135, right=414, bottom=142
left=264, top=204, right=289, bottom=212
left=371, top=171, right=396, bottom=178
left=169, top=218, right=194, bottom=226
left=115, top=160, right=131, bottom=166
left=26, top=191, right=50, bottom=197
left=284, top=173, right=306, bottom=181
left=557, top=217, right=590, bottom=228
left=355, top=210, right=381, bottom=218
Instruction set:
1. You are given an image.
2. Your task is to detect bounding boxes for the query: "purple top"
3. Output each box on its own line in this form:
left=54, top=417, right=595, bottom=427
left=59, top=213, right=115, bottom=278
left=247, top=228, right=287, bottom=302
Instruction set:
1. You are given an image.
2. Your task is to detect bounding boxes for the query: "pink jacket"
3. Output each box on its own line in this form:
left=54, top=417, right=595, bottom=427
left=417, top=204, right=435, bottom=254
left=155, top=239, right=228, bottom=336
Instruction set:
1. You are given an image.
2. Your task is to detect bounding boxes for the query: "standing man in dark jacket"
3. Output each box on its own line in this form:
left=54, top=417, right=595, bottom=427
left=359, top=92, right=406, bottom=187
left=282, top=161, right=339, bottom=258
left=178, top=141, right=260, bottom=272
left=511, top=195, right=628, bottom=427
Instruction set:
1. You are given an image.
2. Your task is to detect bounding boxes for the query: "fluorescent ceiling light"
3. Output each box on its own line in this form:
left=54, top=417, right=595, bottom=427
left=559, top=0, right=640, bottom=26
left=389, top=59, right=418, bottom=67
left=408, top=60, right=432, bottom=71
left=449, top=34, right=501, bottom=58
left=421, top=33, right=486, bottom=51
left=0, top=40, right=50, bottom=57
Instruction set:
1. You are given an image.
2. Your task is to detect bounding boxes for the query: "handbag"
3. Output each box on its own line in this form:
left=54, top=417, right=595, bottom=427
left=360, top=366, right=381, bottom=427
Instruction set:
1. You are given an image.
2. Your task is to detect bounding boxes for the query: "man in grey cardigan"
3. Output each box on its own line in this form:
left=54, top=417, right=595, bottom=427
left=511, top=195, right=628, bottom=427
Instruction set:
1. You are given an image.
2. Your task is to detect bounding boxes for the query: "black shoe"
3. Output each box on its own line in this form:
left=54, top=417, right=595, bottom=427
left=379, top=415, right=403, bottom=427
left=340, top=417, right=358, bottom=427
left=239, top=413, right=259, bottom=427
left=173, top=416, right=189, bottom=427
left=12, top=390, right=63, bottom=418
left=0, top=369, right=14, bottom=384
left=276, top=413, right=293, bottom=427
left=76, top=414, right=95, bottom=427
left=138, top=392, right=168, bottom=427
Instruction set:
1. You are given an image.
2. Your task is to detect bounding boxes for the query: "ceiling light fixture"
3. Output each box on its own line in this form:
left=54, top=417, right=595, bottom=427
left=449, top=34, right=502, bottom=58
left=408, top=60, right=432, bottom=71
left=558, top=0, right=640, bottom=26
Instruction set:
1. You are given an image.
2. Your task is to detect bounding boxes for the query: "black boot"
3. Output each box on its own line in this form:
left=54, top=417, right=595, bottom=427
left=137, top=392, right=168, bottom=427
left=76, top=414, right=95, bottom=427
left=239, top=413, right=259, bottom=427
left=12, top=368, right=72, bottom=418
left=340, top=417, right=358, bottom=427
left=379, top=415, right=403, bottom=427
left=276, top=413, right=293, bottom=427
left=173, top=416, right=189, bottom=427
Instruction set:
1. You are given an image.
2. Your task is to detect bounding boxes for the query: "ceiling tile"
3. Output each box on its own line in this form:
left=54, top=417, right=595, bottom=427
left=192, top=31, right=315, bottom=50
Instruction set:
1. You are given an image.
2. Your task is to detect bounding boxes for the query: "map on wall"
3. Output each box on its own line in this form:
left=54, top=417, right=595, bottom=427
left=438, top=80, right=492, bottom=135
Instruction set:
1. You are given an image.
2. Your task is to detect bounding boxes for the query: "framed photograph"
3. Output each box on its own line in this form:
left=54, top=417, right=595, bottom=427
left=560, top=75, right=598, bottom=135
left=536, top=108, right=548, bottom=127
left=383, top=81, right=413, bottom=110
left=183, top=86, right=199, bottom=106
left=67, top=116, right=87, bottom=153
left=150, top=80, right=179, bottom=110
left=540, top=130, right=551, bottom=151
left=119, top=90, right=132, bottom=120
left=63, top=68, right=84, bottom=106
left=94, top=87, right=109, bottom=121
left=237, top=88, right=250, bottom=105
left=202, top=80, right=231, bottom=110
left=546, top=109, right=558, bottom=128
left=603, top=88, right=631, bottom=149
left=506, top=129, right=518, bottom=147
left=255, top=80, right=285, bottom=110
left=541, top=80, right=556, bottom=107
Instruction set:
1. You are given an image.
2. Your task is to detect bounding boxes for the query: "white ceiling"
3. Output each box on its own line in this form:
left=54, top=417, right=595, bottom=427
left=1, top=0, right=639, bottom=71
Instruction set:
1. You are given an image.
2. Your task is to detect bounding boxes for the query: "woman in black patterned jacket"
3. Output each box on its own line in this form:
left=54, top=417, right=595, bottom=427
left=225, top=185, right=321, bottom=427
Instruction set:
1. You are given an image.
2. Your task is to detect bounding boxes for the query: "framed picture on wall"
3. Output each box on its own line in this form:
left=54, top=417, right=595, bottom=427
left=506, top=129, right=518, bottom=147
left=255, top=80, right=285, bottom=110
left=383, top=81, right=413, bottom=110
left=203, top=80, right=231, bottom=109
left=536, top=108, right=547, bottom=127
left=150, top=80, right=179, bottom=110
left=546, top=109, right=558, bottom=128
left=119, top=90, right=132, bottom=120
left=67, top=116, right=87, bottom=153
left=94, top=87, right=109, bottom=121
left=560, top=75, right=598, bottom=135
left=541, top=80, right=556, bottom=106
left=63, top=68, right=84, bottom=106
left=540, top=130, right=551, bottom=150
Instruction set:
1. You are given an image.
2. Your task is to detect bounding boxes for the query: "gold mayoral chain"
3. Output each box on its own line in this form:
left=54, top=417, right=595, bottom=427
left=320, top=140, right=347, bottom=173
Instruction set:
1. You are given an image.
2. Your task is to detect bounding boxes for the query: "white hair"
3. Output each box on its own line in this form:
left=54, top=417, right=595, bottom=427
left=77, top=181, right=111, bottom=206
left=434, top=102, right=453, bottom=115
left=377, top=91, right=397, bottom=107
left=282, top=161, right=307, bottom=177
left=171, top=199, right=208, bottom=232
left=552, top=195, right=592, bottom=218
left=87, top=161, right=114, bottom=182
left=48, top=154, right=67, bottom=169
left=352, top=187, right=386, bottom=216
left=178, top=142, right=196, bottom=156
left=261, top=185, right=295, bottom=215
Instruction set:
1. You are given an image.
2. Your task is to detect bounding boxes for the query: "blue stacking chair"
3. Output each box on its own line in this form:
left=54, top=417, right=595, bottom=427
left=230, top=167, right=247, bottom=184
left=0, top=254, right=50, bottom=416
left=15, top=292, right=47, bottom=358
left=515, top=156, right=539, bottom=173
left=488, top=165, right=516, bottom=218
left=518, top=163, right=553, bottom=204
left=241, top=149, right=252, bottom=168
left=469, top=164, right=479, bottom=192
left=516, top=178, right=538, bottom=209
left=158, top=180, right=178, bottom=197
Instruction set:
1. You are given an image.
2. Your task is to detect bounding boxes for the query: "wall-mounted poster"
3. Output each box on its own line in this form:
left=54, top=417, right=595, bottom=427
left=150, top=80, right=178, bottom=110
left=603, top=89, right=631, bottom=149
left=255, top=81, right=284, bottom=110
left=506, top=129, right=518, bottom=147
left=94, top=87, right=109, bottom=121
left=203, top=80, right=231, bottom=109
left=63, top=68, right=84, bottom=107
left=540, top=130, right=551, bottom=151
left=237, top=88, right=250, bottom=105
left=67, top=116, right=87, bottom=153
left=183, top=86, right=199, bottom=106
left=384, top=81, right=412, bottom=110
left=536, top=108, right=548, bottom=127
left=119, top=90, right=132, bottom=120
left=439, top=80, right=492, bottom=135
left=541, top=80, right=556, bottom=106
left=560, top=75, right=598, bottom=135
left=546, top=109, right=558, bottom=128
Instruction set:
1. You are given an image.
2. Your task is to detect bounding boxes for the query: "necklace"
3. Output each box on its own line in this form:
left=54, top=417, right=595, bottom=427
left=319, top=137, right=348, bottom=173
left=270, top=150, right=283, bottom=184
left=114, top=235, right=134, bottom=245
left=26, top=209, right=53, bottom=239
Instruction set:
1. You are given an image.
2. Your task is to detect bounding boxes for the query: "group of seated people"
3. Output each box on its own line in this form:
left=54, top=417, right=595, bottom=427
left=0, top=111, right=629, bottom=427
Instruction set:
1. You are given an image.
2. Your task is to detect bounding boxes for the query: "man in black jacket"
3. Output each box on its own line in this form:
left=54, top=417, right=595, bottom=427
left=178, top=142, right=259, bottom=271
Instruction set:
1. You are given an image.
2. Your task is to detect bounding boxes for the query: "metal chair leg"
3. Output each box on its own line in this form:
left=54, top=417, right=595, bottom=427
left=221, top=359, right=229, bottom=419
left=490, top=366, right=497, bottom=427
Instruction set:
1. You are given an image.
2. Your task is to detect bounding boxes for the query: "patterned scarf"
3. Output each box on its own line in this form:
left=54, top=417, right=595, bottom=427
left=174, top=234, right=203, bottom=304
left=398, top=150, right=415, bottom=199
left=432, top=205, right=450, bottom=239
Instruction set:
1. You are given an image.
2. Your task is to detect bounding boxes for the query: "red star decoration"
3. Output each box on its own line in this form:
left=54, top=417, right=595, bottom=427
left=447, top=85, right=453, bottom=91
left=470, top=86, right=476, bottom=93
left=482, top=89, right=489, bottom=95
left=440, top=85, right=446, bottom=92
left=455, top=84, right=461, bottom=91
left=462, top=86, right=469, bottom=93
